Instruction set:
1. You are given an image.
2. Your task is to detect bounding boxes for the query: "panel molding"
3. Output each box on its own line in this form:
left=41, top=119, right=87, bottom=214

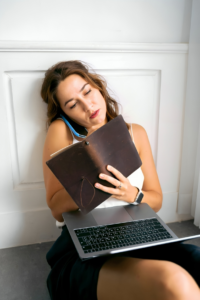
left=0, top=41, right=188, bottom=53
left=4, top=69, right=160, bottom=191
left=4, top=71, right=45, bottom=190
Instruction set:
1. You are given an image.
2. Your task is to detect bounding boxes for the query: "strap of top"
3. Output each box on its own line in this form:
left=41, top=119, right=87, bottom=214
left=57, top=117, right=79, bottom=144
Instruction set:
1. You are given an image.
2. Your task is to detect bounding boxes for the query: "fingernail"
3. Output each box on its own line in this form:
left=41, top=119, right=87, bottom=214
left=95, top=183, right=100, bottom=188
left=99, top=174, right=104, bottom=178
left=107, top=165, right=111, bottom=170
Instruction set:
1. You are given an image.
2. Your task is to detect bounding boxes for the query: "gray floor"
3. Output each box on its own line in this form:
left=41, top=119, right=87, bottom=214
left=0, top=220, right=200, bottom=300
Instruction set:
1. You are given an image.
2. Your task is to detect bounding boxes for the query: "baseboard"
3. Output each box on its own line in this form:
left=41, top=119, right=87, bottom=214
left=0, top=208, right=60, bottom=249
left=158, top=192, right=192, bottom=223
left=0, top=192, right=193, bottom=249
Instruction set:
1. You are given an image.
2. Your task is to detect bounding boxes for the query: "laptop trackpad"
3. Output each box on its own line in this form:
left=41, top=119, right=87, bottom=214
left=92, top=206, right=133, bottom=225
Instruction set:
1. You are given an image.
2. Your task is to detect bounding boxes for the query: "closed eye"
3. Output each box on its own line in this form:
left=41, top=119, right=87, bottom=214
left=70, top=103, right=77, bottom=109
left=69, top=89, right=91, bottom=109
left=85, top=89, right=91, bottom=95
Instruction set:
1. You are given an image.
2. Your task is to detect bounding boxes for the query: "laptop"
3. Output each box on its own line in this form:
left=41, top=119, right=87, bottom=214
left=62, top=203, right=200, bottom=261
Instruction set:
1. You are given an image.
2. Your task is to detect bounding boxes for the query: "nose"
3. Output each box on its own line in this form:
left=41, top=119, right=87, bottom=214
left=82, top=98, right=93, bottom=112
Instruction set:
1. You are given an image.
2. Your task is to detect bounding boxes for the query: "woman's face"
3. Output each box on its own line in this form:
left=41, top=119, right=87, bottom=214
left=56, top=74, right=107, bottom=133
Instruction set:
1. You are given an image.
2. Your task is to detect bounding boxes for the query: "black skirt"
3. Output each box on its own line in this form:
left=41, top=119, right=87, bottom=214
left=46, top=226, right=109, bottom=300
left=46, top=226, right=200, bottom=300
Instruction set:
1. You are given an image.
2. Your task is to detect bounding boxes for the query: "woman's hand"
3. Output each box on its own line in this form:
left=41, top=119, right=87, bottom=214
left=95, top=165, right=138, bottom=204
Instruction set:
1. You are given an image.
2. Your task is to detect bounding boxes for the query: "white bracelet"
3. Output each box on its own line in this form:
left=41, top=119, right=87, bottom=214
left=56, top=220, right=65, bottom=228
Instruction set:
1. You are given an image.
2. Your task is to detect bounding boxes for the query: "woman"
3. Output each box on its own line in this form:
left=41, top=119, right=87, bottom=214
left=41, top=60, right=200, bottom=300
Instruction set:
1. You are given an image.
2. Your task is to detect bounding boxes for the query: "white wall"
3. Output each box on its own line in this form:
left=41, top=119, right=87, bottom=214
left=0, top=0, right=192, bottom=43
left=0, top=0, right=197, bottom=248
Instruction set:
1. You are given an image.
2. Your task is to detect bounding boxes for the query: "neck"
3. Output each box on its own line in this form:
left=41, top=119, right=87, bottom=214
left=87, top=117, right=108, bottom=136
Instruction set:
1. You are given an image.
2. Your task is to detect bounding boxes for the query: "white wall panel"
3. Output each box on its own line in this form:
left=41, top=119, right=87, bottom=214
left=0, top=42, right=191, bottom=248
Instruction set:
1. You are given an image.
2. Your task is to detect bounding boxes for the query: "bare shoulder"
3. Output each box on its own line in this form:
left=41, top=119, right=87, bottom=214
left=44, top=119, right=73, bottom=159
left=46, top=119, right=72, bottom=144
left=131, top=123, right=147, bottom=136
left=131, top=123, right=149, bottom=154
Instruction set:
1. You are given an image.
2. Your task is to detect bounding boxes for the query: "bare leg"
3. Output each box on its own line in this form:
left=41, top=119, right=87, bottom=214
left=97, top=257, right=200, bottom=300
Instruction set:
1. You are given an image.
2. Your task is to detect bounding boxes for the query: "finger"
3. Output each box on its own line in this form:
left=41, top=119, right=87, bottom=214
left=112, top=195, right=124, bottom=200
left=107, top=165, right=126, bottom=182
left=95, top=182, right=124, bottom=196
left=99, top=173, right=121, bottom=188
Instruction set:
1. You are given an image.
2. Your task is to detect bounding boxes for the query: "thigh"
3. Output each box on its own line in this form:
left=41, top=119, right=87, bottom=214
left=97, top=255, right=200, bottom=300
left=126, top=242, right=200, bottom=286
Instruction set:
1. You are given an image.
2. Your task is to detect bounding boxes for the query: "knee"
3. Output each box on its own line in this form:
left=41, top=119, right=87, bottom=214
left=158, top=262, right=199, bottom=300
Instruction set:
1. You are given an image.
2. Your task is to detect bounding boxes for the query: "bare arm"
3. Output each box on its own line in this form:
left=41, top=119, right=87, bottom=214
left=133, top=124, right=163, bottom=212
left=49, top=189, right=78, bottom=221
left=43, top=120, right=79, bottom=222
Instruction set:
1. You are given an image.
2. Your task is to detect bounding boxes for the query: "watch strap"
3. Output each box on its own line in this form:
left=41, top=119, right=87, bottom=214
left=132, top=188, right=144, bottom=205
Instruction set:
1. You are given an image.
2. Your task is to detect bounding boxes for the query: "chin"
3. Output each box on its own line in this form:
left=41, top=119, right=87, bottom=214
left=95, top=115, right=107, bottom=125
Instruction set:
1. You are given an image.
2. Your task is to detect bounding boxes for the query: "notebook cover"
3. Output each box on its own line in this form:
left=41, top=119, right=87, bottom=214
left=46, top=115, right=142, bottom=214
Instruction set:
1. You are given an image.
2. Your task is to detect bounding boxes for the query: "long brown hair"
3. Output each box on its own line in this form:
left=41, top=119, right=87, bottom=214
left=41, top=60, right=129, bottom=130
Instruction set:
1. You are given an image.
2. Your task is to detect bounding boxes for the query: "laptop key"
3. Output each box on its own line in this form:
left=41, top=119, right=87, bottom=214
left=82, top=245, right=92, bottom=251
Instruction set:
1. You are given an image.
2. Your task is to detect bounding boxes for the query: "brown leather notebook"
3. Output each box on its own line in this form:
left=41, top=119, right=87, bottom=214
left=46, top=115, right=142, bottom=214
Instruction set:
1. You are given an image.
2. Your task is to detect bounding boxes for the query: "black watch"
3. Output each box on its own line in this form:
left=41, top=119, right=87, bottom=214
left=132, top=188, right=144, bottom=205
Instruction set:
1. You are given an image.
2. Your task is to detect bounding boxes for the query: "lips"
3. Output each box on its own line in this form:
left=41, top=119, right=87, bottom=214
left=90, top=109, right=100, bottom=119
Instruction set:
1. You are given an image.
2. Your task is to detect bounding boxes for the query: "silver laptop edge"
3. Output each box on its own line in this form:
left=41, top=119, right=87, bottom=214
left=62, top=203, right=200, bottom=261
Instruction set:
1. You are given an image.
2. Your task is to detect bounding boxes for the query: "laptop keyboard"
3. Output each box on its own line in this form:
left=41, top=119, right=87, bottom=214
left=75, top=218, right=173, bottom=254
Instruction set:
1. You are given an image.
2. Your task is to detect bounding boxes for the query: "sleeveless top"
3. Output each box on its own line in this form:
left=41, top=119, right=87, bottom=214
left=56, top=121, right=144, bottom=227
